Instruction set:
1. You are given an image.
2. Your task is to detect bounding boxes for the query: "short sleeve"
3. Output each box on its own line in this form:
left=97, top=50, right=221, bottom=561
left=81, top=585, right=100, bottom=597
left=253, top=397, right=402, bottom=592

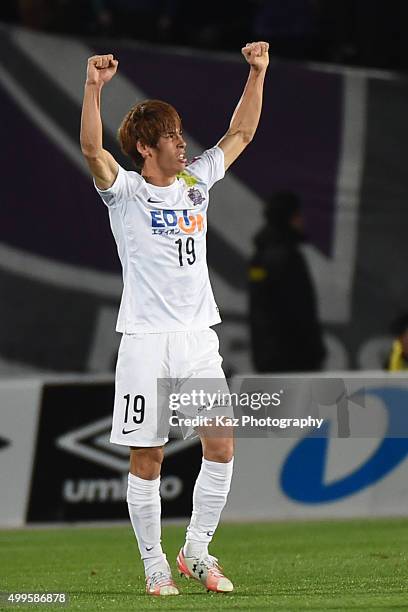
left=94, top=164, right=142, bottom=208
left=186, top=146, right=225, bottom=189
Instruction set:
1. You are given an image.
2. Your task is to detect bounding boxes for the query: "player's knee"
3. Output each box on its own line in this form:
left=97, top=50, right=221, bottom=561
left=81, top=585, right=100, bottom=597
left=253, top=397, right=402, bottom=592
left=202, top=439, right=234, bottom=463
left=130, top=446, right=164, bottom=479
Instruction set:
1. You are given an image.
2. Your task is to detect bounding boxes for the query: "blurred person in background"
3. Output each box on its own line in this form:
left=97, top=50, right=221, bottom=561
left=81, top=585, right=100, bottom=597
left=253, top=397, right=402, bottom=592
left=17, top=0, right=114, bottom=35
left=106, top=0, right=179, bottom=42
left=4, top=0, right=408, bottom=71
left=251, top=0, right=317, bottom=60
left=314, top=0, right=358, bottom=64
left=17, top=0, right=50, bottom=30
left=385, top=313, right=408, bottom=371
left=354, top=0, right=408, bottom=71
left=249, top=191, right=326, bottom=373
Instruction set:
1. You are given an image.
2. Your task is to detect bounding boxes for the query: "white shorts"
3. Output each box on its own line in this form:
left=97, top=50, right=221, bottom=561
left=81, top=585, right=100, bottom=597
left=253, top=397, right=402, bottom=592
left=110, top=328, right=230, bottom=447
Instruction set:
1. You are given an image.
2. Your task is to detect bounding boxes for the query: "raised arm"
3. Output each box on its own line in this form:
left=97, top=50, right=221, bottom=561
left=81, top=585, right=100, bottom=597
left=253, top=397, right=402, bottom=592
left=217, top=42, right=269, bottom=171
left=80, top=54, right=119, bottom=190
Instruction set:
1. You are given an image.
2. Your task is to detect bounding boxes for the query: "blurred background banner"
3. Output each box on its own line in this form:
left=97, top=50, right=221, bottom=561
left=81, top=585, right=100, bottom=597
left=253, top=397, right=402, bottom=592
left=2, top=373, right=408, bottom=527
left=1, top=25, right=408, bottom=377
left=0, top=379, right=41, bottom=526
left=0, top=375, right=204, bottom=526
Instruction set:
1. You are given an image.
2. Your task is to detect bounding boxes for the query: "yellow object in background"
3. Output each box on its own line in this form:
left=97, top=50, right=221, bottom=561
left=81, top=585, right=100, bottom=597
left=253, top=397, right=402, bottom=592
left=388, top=339, right=408, bottom=371
left=249, top=266, right=268, bottom=281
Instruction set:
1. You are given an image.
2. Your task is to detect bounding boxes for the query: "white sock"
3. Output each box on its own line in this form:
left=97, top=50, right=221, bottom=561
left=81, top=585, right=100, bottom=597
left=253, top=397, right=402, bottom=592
left=184, top=457, right=234, bottom=558
left=127, top=473, right=167, bottom=576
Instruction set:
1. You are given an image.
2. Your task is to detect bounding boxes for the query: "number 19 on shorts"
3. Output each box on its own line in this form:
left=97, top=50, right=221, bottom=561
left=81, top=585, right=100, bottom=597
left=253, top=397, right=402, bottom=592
left=122, top=394, right=145, bottom=435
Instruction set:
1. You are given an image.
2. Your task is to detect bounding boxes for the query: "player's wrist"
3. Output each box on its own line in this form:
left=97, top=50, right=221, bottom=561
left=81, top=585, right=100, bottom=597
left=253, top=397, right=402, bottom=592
left=85, top=79, right=104, bottom=90
left=249, top=64, right=268, bottom=76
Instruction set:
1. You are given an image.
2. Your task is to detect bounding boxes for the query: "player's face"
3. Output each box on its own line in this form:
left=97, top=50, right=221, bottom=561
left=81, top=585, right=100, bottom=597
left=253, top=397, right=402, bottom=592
left=155, top=128, right=187, bottom=174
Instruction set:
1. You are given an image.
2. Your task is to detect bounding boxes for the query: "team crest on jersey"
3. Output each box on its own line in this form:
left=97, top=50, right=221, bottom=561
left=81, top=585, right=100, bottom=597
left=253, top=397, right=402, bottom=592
left=187, top=187, right=205, bottom=207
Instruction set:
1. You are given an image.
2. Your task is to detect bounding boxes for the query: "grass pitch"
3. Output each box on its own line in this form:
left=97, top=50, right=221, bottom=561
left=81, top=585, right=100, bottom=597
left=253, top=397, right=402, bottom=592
left=1, top=518, right=408, bottom=611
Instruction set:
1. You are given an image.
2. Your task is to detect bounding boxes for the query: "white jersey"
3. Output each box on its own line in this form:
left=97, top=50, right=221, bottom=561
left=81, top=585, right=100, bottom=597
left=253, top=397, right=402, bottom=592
left=95, top=146, right=224, bottom=333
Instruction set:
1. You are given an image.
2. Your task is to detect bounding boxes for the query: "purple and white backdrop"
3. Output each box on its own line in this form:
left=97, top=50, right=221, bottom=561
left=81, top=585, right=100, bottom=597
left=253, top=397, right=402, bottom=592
left=1, top=25, right=408, bottom=377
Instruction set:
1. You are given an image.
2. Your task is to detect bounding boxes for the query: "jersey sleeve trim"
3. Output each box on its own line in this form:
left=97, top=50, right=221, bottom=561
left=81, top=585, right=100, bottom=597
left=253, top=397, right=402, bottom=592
left=187, top=146, right=225, bottom=189
left=213, top=145, right=225, bottom=180
left=94, top=165, right=144, bottom=208
left=93, top=164, right=123, bottom=208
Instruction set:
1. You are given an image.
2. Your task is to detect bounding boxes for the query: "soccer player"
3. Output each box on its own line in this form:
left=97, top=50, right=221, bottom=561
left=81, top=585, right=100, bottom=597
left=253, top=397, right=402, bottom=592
left=80, top=41, right=269, bottom=596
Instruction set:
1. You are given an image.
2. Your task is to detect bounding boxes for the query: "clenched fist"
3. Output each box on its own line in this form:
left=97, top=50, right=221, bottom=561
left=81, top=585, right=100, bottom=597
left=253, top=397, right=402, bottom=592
left=86, top=54, right=118, bottom=87
left=242, top=42, right=269, bottom=72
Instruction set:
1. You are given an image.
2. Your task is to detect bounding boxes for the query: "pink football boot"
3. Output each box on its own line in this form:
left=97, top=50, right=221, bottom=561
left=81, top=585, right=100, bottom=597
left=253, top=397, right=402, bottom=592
left=177, top=548, right=233, bottom=593
left=145, top=570, right=179, bottom=596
